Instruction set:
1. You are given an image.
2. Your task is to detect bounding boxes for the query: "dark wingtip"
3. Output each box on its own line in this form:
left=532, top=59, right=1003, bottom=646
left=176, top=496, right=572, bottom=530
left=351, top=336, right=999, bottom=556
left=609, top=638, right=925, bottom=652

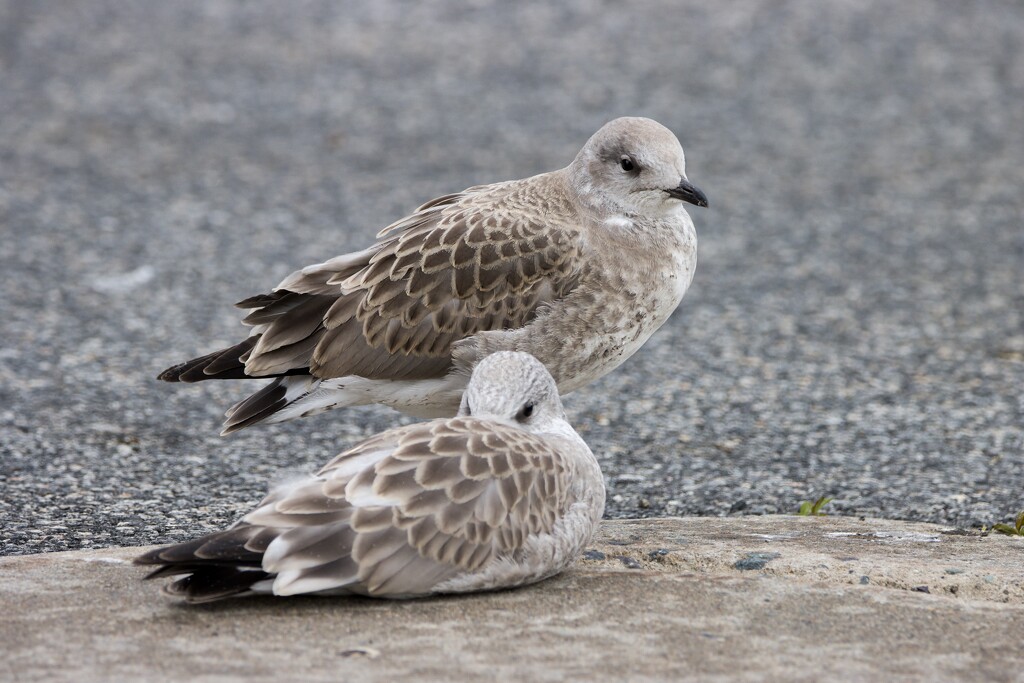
left=135, top=548, right=177, bottom=573
left=156, top=337, right=262, bottom=383
left=135, top=528, right=275, bottom=601
left=235, top=291, right=288, bottom=309
left=134, top=547, right=167, bottom=567
left=157, top=366, right=183, bottom=382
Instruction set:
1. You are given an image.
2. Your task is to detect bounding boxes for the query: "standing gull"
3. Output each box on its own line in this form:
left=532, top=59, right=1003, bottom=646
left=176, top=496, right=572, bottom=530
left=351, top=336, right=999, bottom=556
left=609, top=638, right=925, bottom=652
left=137, top=352, right=605, bottom=603
left=159, top=117, right=708, bottom=434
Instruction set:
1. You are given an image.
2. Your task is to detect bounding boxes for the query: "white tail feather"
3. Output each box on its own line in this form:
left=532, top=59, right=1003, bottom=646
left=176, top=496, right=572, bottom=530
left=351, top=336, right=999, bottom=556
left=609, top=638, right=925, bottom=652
left=264, top=375, right=466, bottom=424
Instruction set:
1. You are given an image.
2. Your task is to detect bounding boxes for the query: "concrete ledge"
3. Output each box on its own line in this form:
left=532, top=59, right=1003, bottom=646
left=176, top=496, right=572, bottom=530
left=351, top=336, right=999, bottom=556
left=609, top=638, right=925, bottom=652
left=2, top=516, right=1022, bottom=682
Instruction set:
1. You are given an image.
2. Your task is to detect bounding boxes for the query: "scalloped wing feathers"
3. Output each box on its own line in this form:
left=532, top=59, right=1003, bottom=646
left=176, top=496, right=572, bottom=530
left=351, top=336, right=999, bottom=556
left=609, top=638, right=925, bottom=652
left=239, top=177, right=583, bottom=383
left=219, top=418, right=573, bottom=597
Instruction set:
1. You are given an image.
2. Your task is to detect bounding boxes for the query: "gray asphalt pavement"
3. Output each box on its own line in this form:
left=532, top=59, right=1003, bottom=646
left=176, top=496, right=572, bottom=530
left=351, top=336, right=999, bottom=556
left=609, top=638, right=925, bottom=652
left=1, top=0, right=1022, bottom=555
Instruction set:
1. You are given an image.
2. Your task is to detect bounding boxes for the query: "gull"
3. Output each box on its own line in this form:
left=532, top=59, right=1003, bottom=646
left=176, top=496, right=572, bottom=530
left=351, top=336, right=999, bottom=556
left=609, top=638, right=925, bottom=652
left=158, top=117, right=708, bottom=434
left=136, top=352, right=605, bottom=603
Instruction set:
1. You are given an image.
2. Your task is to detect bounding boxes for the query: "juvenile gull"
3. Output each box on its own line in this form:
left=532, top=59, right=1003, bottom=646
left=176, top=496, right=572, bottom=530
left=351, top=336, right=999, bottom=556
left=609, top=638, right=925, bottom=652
left=159, top=117, right=708, bottom=434
left=137, top=352, right=605, bottom=603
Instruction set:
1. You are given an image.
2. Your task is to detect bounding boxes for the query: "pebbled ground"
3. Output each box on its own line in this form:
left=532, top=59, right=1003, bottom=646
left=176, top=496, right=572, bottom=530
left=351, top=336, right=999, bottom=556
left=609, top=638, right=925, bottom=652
left=1, top=0, right=1022, bottom=555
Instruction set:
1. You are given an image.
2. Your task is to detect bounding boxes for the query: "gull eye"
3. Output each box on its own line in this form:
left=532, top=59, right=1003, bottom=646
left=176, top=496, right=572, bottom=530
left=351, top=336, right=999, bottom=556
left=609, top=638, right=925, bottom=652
left=516, top=402, right=535, bottom=422
left=619, top=155, right=636, bottom=172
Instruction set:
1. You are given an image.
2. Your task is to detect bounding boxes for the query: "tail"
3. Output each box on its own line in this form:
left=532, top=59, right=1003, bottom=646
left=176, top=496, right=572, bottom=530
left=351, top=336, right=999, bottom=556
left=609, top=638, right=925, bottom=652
left=158, top=290, right=344, bottom=433
left=159, top=343, right=324, bottom=434
left=135, top=525, right=278, bottom=603
left=221, top=375, right=323, bottom=435
left=221, top=376, right=389, bottom=435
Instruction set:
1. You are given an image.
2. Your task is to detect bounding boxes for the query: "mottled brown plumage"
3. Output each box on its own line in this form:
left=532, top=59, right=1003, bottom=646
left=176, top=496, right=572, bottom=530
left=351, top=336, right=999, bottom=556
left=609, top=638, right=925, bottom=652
left=158, top=117, right=707, bottom=433
left=138, top=352, right=604, bottom=602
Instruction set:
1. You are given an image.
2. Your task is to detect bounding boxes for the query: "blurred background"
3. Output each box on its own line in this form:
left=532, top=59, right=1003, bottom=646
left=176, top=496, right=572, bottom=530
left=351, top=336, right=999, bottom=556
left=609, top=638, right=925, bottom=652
left=1, top=0, right=1022, bottom=555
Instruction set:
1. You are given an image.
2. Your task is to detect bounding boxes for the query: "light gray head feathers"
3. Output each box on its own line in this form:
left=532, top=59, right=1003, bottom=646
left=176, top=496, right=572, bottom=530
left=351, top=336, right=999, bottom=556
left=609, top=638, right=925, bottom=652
left=568, top=116, right=706, bottom=216
left=458, top=351, right=564, bottom=429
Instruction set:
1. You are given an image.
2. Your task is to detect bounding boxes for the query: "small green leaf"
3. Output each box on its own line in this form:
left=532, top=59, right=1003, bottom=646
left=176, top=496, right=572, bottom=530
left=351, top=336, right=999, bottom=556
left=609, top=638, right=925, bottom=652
left=796, top=496, right=833, bottom=516
left=811, top=496, right=834, bottom=515
left=990, top=511, right=1024, bottom=536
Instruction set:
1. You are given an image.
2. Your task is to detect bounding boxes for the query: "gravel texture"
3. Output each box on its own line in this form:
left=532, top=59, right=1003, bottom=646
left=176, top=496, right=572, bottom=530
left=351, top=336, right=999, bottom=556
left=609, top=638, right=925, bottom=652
left=1, top=0, right=1022, bottom=555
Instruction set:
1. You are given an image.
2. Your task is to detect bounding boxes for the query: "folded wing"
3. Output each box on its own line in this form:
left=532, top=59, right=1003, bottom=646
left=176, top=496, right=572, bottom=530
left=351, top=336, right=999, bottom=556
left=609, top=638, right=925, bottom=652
left=163, top=181, right=582, bottom=386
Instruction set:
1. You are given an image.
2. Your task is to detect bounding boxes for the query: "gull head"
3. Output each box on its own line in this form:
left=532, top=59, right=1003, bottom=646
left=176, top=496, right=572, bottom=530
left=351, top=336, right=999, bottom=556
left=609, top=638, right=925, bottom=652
left=569, top=117, right=708, bottom=218
left=459, top=352, right=565, bottom=431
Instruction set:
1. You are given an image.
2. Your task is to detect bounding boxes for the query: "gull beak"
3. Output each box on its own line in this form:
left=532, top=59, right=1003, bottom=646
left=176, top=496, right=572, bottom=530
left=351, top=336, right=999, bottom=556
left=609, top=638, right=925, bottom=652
left=666, top=178, right=709, bottom=208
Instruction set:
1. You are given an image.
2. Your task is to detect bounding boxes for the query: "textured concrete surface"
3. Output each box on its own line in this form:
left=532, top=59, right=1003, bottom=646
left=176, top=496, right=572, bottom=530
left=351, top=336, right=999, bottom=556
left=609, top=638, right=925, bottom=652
left=2, top=518, right=1022, bottom=683
left=2, top=0, right=1024, bottom=556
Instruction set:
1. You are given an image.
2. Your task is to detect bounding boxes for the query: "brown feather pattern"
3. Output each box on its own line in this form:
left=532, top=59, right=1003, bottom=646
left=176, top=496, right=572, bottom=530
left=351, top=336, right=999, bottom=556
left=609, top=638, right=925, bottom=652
left=137, top=416, right=576, bottom=600
left=160, top=178, right=583, bottom=395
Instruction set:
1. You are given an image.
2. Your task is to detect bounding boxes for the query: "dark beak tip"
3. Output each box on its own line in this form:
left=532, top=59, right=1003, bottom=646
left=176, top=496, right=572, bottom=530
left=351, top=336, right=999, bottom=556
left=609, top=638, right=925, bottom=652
left=667, top=179, right=709, bottom=208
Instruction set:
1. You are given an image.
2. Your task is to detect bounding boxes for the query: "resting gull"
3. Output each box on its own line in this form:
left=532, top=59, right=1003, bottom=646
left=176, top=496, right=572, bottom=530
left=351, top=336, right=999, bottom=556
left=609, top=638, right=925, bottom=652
left=158, top=117, right=708, bottom=433
left=137, top=352, right=605, bottom=603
